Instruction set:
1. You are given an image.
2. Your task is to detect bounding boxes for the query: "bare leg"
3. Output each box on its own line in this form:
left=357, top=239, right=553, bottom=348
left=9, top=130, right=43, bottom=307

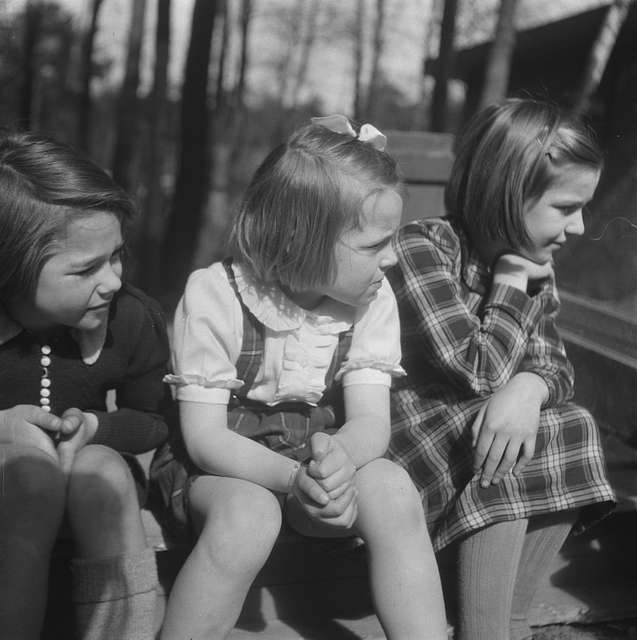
left=287, top=458, right=447, bottom=640
left=0, top=443, right=66, bottom=640
left=160, top=476, right=282, bottom=640
left=67, top=445, right=157, bottom=640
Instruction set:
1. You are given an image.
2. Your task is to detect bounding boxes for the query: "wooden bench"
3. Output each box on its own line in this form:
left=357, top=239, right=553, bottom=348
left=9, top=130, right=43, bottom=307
left=46, top=130, right=637, bottom=639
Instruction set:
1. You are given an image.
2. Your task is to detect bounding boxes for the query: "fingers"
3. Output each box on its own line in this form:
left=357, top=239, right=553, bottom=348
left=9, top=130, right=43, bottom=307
left=57, top=441, right=77, bottom=475
left=295, top=468, right=329, bottom=506
left=60, top=407, right=83, bottom=436
left=512, top=434, right=537, bottom=477
left=12, top=404, right=64, bottom=433
left=471, top=404, right=487, bottom=448
left=310, top=431, right=331, bottom=463
left=478, top=437, right=507, bottom=488
left=489, top=440, right=522, bottom=485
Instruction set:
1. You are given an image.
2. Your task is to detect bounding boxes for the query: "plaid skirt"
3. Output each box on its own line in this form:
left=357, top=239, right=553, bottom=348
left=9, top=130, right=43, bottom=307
left=388, top=389, right=616, bottom=552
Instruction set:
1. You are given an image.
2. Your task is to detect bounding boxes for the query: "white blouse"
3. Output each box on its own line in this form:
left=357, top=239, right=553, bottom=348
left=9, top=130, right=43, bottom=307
left=165, top=262, right=405, bottom=406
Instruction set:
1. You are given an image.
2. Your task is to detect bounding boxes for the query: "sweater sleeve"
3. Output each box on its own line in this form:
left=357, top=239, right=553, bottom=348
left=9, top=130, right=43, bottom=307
left=389, top=221, right=547, bottom=397
left=90, top=289, right=173, bottom=454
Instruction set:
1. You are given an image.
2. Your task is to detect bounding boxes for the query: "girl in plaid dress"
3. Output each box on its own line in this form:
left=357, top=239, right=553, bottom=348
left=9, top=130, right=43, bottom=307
left=387, top=98, right=616, bottom=640
left=150, top=116, right=447, bottom=640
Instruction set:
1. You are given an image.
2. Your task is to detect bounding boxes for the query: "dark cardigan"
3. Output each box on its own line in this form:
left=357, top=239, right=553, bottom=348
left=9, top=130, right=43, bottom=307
left=0, top=284, right=173, bottom=454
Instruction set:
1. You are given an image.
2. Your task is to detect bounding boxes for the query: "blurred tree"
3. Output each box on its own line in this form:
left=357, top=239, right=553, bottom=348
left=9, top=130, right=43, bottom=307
left=412, top=0, right=440, bottom=130
left=289, top=0, right=320, bottom=112
left=572, top=0, right=633, bottom=117
left=112, top=0, right=147, bottom=193
left=478, top=0, right=519, bottom=110
left=430, top=0, right=457, bottom=131
left=139, top=0, right=171, bottom=296
left=19, top=0, right=44, bottom=129
left=365, top=0, right=386, bottom=121
left=161, top=0, right=218, bottom=296
left=77, top=0, right=104, bottom=152
left=352, top=0, right=365, bottom=120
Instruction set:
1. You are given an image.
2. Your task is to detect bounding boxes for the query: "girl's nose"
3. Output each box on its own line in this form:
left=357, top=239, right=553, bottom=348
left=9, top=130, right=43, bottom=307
left=98, top=263, right=122, bottom=295
left=380, top=243, right=398, bottom=270
left=566, top=209, right=585, bottom=236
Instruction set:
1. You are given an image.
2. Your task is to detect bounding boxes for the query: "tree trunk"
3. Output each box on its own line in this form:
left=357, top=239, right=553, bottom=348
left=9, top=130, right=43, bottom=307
left=19, top=0, right=43, bottom=129
left=112, top=0, right=147, bottom=193
left=572, top=0, right=633, bottom=117
left=139, top=0, right=171, bottom=297
left=290, top=0, right=320, bottom=111
left=365, top=0, right=386, bottom=121
left=228, top=0, right=253, bottom=170
left=412, top=0, right=440, bottom=130
left=430, top=0, right=458, bottom=132
left=161, top=0, right=217, bottom=296
left=77, top=0, right=104, bottom=152
left=352, top=0, right=365, bottom=121
left=478, top=0, right=519, bottom=110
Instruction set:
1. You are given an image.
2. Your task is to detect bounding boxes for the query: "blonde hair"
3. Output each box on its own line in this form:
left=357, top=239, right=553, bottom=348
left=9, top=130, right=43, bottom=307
left=231, top=122, right=401, bottom=291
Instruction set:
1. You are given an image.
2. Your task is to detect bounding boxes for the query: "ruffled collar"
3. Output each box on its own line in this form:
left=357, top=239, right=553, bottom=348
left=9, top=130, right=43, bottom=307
left=232, top=263, right=355, bottom=334
left=0, top=304, right=106, bottom=365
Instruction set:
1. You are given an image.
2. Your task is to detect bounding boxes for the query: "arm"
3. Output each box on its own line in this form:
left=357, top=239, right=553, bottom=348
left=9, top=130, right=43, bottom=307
left=90, top=292, right=172, bottom=453
left=390, top=222, right=546, bottom=395
left=180, top=400, right=328, bottom=505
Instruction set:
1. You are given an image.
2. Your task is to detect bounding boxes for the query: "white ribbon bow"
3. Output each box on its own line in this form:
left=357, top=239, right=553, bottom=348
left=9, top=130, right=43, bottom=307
left=310, top=115, right=387, bottom=151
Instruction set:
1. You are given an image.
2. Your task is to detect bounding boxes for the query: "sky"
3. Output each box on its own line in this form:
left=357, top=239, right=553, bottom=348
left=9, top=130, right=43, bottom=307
left=4, top=0, right=611, bottom=114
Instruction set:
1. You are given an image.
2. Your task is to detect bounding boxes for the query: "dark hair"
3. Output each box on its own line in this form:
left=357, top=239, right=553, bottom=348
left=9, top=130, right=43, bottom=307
left=445, top=98, right=603, bottom=249
left=231, top=121, right=401, bottom=291
left=0, top=130, right=136, bottom=300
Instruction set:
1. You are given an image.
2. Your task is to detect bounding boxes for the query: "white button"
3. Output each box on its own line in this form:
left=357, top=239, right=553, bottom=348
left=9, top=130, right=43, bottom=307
left=40, top=388, right=50, bottom=398
left=41, top=345, right=52, bottom=355
left=40, top=397, right=50, bottom=406
left=41, top=405, right=51, bottom=412
left=40, top=356, right=51, bottom=366
left=41, top=378, right=51, bottom=388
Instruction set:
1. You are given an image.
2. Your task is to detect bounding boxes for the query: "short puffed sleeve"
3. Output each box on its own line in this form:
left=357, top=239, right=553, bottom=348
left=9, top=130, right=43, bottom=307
left=337, top=277, right=405, bottom=387
left=164, top=263, right=244, bottom=404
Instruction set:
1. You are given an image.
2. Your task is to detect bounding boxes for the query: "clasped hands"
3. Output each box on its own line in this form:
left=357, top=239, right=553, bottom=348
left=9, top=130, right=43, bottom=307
left=289, top=431, right=358, bottom=530
left=0, top=404, right=98, bottom=474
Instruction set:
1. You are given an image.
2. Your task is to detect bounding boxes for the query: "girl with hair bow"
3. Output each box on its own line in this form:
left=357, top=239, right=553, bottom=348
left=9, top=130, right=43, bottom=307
left=150, top=115, right=448, bottom=640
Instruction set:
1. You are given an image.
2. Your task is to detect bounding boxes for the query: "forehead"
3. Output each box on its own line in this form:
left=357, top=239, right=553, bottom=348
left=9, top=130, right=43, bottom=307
left=359, top=188, right=403, bottom=228
left=545, top=164, right=600, bottom=199
left=53, top=211, right=122, bottom=251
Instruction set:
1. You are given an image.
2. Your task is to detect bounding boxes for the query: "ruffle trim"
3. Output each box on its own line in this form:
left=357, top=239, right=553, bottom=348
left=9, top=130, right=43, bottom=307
left=163, top=373, right=244, bottom=390
left=335, top=359, right=407, bottom=380
left=232, top=263, right=353, bottom=334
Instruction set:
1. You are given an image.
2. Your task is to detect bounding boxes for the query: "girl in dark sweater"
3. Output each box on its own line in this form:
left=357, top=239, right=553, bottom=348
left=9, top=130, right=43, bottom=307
left=0, top=130, right=171, bottom=640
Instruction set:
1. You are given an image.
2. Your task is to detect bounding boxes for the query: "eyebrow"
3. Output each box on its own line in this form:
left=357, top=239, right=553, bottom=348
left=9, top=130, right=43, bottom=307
left=68, top=242, right=124, bottom=269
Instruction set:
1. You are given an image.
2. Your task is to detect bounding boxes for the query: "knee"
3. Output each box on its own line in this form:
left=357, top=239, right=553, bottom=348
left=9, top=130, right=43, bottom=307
left=0, top=446, right=65, bottom=530
left=67, top=445, right=138, bottom=520
left=356, top=459, right=424, bottom=527
left=198, top=483, right=282, bottom=559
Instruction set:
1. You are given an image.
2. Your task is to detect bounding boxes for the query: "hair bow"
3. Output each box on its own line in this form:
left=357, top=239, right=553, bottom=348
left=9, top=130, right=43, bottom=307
left=310, top=115, right=387, bottom=151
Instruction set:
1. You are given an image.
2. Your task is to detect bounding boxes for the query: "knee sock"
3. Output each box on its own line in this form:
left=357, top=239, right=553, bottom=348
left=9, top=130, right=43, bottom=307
left=71, top=547, right=157, bottom=640
left=456, top=519, right=528, bottom=640
left=509, top=511, right=577, bottom=640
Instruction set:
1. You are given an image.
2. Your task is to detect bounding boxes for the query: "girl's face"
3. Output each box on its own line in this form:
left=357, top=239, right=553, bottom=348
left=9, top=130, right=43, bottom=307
left=293, top=188, right=402, bottom=309
left=521, top=164, right=600, bottom=264
left=9, top=211, right=124, bottom=332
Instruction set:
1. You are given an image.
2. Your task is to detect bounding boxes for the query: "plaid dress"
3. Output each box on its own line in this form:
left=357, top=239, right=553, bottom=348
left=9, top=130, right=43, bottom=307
left=387, top=217, right=615, bottom=552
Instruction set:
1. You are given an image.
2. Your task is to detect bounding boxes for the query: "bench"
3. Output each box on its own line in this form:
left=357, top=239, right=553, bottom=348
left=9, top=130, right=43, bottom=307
left=46, top=130, right=637, bottom=639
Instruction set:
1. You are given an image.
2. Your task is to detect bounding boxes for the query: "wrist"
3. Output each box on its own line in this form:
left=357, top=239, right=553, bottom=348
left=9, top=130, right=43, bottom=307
left=286, top=461, right=301, bottom=494
left=515, top=372, right=549, bottom=405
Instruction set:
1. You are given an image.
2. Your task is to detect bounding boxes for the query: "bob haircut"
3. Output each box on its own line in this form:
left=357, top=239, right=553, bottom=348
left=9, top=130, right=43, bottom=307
left=231, top=121, right=401, bottom=291
left=444, top=98, right=603, bottom=250
left=0, top=130, right=136, bottom=301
